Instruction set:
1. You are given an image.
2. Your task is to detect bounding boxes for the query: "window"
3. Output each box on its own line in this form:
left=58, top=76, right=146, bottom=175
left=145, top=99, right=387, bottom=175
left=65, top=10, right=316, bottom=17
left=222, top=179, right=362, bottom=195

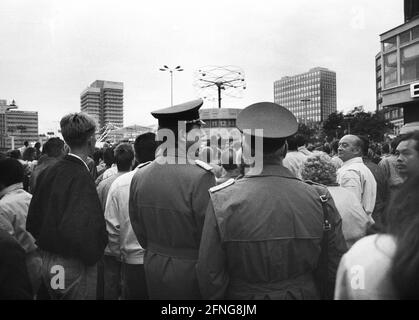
left=400, top=30, right=411, bottom=45
left=383, top=37, right=397, bottom=51
left=413, top=26, right=419, bottom=40
left=401, top=42, right=419, bottom=84
left=384, top=52, right=398, bottom=88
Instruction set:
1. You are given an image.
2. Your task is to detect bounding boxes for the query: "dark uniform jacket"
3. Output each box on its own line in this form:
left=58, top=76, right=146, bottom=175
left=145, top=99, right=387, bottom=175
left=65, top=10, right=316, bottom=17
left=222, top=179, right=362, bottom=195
left=197, top=164, right=347, bottom=300
left=27, top=155, right=107, bottom=266
left=129, top=154, right=216, bottom=299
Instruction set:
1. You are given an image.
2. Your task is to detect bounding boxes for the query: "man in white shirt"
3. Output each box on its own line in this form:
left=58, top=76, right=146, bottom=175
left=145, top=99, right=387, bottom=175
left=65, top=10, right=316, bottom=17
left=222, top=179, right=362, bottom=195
left=283, top=134, right=308, bottom=179
left=104, top=132, right=158, bottom=299
left=337, top=135, right=377, bottom=216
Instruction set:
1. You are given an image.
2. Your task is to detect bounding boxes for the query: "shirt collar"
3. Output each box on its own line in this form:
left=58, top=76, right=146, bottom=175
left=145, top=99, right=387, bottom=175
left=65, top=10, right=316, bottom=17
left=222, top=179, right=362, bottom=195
left=0, top=183, right=24, bottom=199
left=342, top=156, right=363, bottom=166
left=67, top=153, right=90, bottom=171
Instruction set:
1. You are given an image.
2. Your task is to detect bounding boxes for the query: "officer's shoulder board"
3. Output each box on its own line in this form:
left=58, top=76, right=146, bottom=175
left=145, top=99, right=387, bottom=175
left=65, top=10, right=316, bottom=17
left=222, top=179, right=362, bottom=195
left=195, top=159, right=213, bottom=172
left=209, top=178, right=235, bottom=193
left=136, top=161, right=151, bottom=170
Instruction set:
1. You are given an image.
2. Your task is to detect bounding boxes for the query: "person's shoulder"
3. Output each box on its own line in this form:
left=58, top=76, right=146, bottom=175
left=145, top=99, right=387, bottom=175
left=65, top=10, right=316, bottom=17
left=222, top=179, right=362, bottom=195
left=209, top=178, right=235, bottom=194
left=346, top=234, right=396, bottom=261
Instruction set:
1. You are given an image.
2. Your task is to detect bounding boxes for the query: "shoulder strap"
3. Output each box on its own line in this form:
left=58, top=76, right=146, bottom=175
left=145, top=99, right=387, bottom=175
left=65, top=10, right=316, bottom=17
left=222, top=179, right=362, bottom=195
left=195, top=159, right=213, bottom=172
left=209, top=178, right=235, bottom=193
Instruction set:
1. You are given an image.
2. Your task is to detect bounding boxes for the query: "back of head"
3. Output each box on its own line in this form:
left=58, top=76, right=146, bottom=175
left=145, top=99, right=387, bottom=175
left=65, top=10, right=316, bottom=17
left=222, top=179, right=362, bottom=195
left=295, top=134, right=307, bottom=148
left=0, top=158, right=24, bottom=188
left=134, top=132, right=158, bottom=164
left=22, top=147, right=36, bottom=161
left=24, top=141, right=29, bottom=147
left=42, top=137, right=65, bottom=158
left=301, top=153, right=336, bottom=185
left=60, top=112, right=96, bottom=149
left=103, top=147, right=115, bottom=167
left=114, top=143, right=134, bottom=172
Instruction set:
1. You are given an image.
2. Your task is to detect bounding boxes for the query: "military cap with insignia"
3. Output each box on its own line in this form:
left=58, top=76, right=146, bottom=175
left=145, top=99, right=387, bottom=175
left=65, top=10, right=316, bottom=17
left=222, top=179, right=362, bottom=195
left=236, top=102, right=298, bottom=139
left=151, top=98, right=205, bottom=128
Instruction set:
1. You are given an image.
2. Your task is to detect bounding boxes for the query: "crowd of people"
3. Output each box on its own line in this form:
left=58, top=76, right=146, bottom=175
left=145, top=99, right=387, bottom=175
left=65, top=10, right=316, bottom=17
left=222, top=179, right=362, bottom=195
left=0, top=98, right=418, bottom=300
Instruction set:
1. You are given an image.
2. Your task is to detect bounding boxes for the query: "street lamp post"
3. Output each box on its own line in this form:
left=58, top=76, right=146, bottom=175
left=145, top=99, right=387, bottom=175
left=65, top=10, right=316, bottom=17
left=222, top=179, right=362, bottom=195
left=159, top=65, right=184, bottom=107
left=300, top=98, right=311, bottom=126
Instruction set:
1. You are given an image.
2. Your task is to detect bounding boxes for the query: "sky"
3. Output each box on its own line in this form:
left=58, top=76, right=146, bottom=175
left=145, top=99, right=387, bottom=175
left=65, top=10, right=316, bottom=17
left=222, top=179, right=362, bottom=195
left=0, top=0, right=404, bottom=133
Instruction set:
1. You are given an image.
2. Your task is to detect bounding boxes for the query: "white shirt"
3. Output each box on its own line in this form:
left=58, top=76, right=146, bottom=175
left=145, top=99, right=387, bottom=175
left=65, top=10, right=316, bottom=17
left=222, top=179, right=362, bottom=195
left=334, top=234, right=397, bottom=300
left=102, top=165, right=118, bottom=180
left=104, top=166, right=144, bottom=264
left=337, top=157, right=377, bottom=215
left=328, top=186, right=374, bottom=248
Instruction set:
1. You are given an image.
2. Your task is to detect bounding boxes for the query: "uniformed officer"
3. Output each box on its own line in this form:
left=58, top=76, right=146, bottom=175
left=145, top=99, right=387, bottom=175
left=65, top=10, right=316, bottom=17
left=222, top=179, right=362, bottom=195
left=129, top=98, right=216, bottom=299
left=197, top=102, right=347, bottom=300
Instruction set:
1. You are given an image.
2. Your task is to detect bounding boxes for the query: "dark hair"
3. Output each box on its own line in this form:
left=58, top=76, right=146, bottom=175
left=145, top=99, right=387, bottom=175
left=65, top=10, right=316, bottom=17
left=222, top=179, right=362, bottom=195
left=114, top=143, right=134, bottom=171
left=391, top=136, right=403, bottom=155
left=323, top=144, right=331, bottom=155
left=134, top=132, right=158, bottom=164
left=295, top=134, right=306, bottom=148
left=22, top=147, right=36, bottom=161
left=0, top=158, right=24, bottom=187
left=103, top=147, right=115, bottom=167
left=42, top=137, right=64, bottom=158
left=23, top=141, right=29, bottom=147
left=92, top=148, right=103, bottom=166
left=386, top=174, right=419, bottom=299
left=286, top=135, right=298, bottom=151
left=382, top=143, right=390, bottom=154
left=397, top=131, right=419, bottom=153
left=34, top=142, right=41, bottom=149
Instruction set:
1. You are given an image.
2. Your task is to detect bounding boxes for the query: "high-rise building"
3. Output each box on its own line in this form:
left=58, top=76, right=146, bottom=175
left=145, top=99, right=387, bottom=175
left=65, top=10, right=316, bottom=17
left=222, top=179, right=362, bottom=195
left=274, top=67, right=337, bottom=124
left=378, top=1, right=419, bottom=133
left=6, top=111, right=39, bottom=150
left=81, top=80, right=124, bottom=129
left=375, top=53, right=404, bottom=134
left=0, top=100, right=38, bottom=151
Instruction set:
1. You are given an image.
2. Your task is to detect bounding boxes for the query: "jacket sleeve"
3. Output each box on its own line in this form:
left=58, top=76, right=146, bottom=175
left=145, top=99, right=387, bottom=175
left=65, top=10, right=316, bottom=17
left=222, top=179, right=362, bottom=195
left=322, top=192, right=348, bottom=299
left=196, top=200, right=229, bottom=299
left=58, top=173, right=108, bottom=266
left=192, top=172, right=216, bottom=239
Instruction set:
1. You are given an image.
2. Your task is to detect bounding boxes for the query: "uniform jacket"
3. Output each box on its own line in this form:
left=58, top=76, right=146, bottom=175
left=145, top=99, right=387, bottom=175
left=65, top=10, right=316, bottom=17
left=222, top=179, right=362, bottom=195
left=27, top=155, right=107, bottom=266
left=129, top=154, right=216, bottom=299
left=197, top=163, right=347, bottom=300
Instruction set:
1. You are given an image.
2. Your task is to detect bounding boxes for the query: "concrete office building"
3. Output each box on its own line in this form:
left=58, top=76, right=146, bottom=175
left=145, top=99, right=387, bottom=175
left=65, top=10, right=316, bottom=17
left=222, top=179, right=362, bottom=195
left=0, top=100, right=39, bottom=151
left=379, top=1, right=419, bottom=133
left=376, top=53, right=404, bottom=134
left=274, top=67, right=337, bottom=125
left=81, top=80, right=124, bottom=129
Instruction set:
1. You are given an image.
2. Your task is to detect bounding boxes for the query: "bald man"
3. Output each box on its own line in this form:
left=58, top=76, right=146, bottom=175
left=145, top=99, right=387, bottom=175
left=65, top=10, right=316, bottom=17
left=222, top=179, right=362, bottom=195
left=337, top=135, right=377, bottom=216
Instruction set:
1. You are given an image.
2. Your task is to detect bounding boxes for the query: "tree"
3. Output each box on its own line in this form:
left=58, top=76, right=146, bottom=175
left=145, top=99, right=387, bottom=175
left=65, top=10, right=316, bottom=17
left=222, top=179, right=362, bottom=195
left=322, top=109, right=393, bottom=142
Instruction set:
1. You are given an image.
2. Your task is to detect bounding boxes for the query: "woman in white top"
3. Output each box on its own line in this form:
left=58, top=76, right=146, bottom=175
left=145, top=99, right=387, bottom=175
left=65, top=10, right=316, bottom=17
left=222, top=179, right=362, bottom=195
left=335, top=171, right=419, bottom=299
left=301, top=153, right=374, bottom=249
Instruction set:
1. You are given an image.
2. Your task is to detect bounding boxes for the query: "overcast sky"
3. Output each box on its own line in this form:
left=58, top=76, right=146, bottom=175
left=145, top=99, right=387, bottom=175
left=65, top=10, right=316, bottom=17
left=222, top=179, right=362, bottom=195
left=0, top=0, right=404, bottom=132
